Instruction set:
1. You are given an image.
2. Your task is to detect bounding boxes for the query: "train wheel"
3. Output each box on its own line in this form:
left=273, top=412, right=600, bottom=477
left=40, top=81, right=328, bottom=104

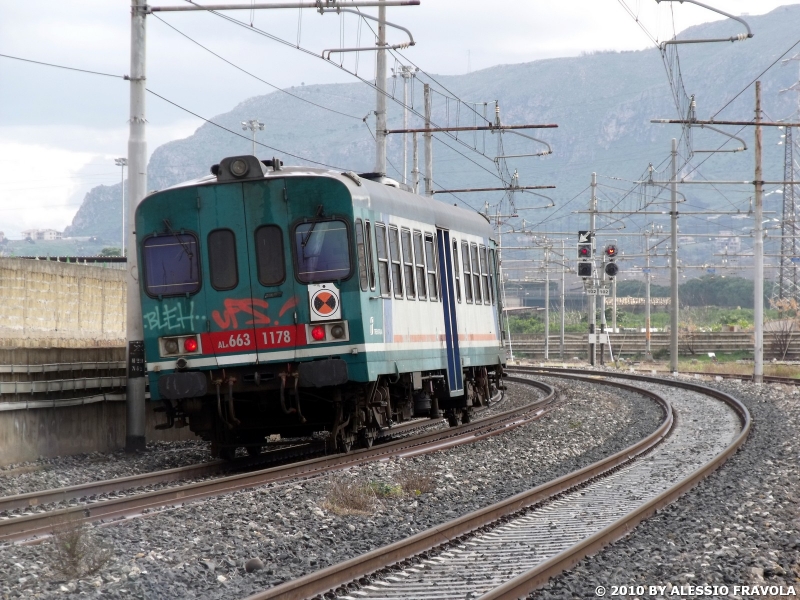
left=359, top=428, right=377, bottom=449
left=246, top=446, right=262, bottom=457
left=337, top=434, right=354, bottom=454
left=461, top=409, right=471, bottom=424
left=447, top=412, right=461, bottom=427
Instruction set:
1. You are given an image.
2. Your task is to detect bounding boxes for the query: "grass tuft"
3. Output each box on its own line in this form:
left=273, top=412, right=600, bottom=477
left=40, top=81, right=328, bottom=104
left=322, top=476, right=377, bottom=515
left=397, top=465, right=437, bottom=496
left=50, top=516, right=112, bottom=580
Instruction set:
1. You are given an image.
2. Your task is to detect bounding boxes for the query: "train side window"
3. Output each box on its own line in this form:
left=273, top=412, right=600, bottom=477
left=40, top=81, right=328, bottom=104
left=388, top=226, right=404, bottom=299
left=142, top=233, right=201, bottom=297
left=424, top=233, right=439, bottom=301
left=294, top=219, right=351, bottom=283
left=401, top=228, right=416, bottom=300
left=489, top=248, right=497, bottom=305
left=365, top=220, right=376, bottom=291
left=375, top=223, right=391, bottom=298
left=254, top=225, right=285, bottom=286
left=208, top=229, right=238, bottom=291
left=452, top=238, right=462, bottom=303
left=471, top=243, right=483, bottom=304
left=461, top=241, right=473, bottom=303
left=480, top=245, right=491, bottom=304
left=413, top=231, right=427, bottom=300
left=355, top=219, right=369, bottom=292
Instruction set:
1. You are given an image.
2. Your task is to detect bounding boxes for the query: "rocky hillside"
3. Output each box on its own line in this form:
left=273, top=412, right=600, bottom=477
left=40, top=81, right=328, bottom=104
left=66, top=4, right=800, bottom=251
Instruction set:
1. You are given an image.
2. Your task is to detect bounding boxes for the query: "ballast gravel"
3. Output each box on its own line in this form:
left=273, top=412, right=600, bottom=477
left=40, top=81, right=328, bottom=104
left=0, top=441, right=212, bottom=498
left=529, top=375, right=800, bottom=600
left=0, top=378, right=662, bottom=599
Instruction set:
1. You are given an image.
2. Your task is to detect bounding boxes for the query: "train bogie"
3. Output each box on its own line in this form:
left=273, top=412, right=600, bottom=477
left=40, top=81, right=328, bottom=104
left=136, top=156, right=506, bottom=456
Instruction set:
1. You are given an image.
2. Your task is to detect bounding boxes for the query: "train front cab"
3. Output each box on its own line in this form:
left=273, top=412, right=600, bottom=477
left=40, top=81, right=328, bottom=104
left=137, top=158, right=367, bottom=456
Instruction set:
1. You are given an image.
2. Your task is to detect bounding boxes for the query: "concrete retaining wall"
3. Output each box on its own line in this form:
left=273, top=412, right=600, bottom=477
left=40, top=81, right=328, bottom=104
left=0, top=258, right=125, bottom=348
left=0, top=400, right=196, bottom=466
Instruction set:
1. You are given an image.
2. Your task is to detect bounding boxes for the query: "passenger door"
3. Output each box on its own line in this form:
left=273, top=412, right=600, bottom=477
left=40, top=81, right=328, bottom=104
left=436, top=228, right=463, bottom=395
left=242, top=179, right=300, bottom=362
left=197, top=184, right=259, bottom=366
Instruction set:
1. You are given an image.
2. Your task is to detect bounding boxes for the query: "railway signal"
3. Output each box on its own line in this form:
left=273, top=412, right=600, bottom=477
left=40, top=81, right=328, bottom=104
left=604, top=244, right=619, bottom=278
left=577, top=230, right=593, bottom=278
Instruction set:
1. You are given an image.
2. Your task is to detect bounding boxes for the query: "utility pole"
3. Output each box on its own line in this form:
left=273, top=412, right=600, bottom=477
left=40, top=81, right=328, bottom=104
left=397, top=65, right=416, bottom=185
left=374, top=2, right=387, bottom=175
left=589, top=172, right=597, bottom=366
left=754, top=81, right=764, bottom=384
left=241, top=119, right=265, bottom=155
left=670, top=138, right=679, bottom=374
left=560, top=239, right=565, bottom=360
left=411, top=132, right=419, bottom=193
left=544, top=245, right=550, bottom=361
left=599, top=253, right=606, bottom=365
left=115, top=158, right=127, bottom=256
left=645, top=229, right=652, bottom=360
left=126, top=0, right=148, bottom=452
left=423, top=83, right=433, bottom=196
left=612, top=278, right=617, bottom=331
left=498, top=221, right=514, bottom=362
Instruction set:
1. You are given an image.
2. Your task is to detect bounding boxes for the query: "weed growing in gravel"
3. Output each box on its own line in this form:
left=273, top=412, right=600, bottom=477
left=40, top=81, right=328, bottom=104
left=369, top=481, right=403, bottom=498
left=49, top=516, right=111, bottom=580
left=322, top=476, right=377, bottom=515
left=397, top=466, right=437, bottom=496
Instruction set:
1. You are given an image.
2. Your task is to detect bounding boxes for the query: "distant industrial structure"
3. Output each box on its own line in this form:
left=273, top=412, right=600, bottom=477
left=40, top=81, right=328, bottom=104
left=21, top=229, right=62, bottom=241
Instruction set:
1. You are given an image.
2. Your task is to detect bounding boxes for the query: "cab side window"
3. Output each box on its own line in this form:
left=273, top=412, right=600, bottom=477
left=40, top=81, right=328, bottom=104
left=424, top=233, right=439, bottom=301
left=375, top=223, right=391, bottom=298
left=461, top=241, right=473, bottom=303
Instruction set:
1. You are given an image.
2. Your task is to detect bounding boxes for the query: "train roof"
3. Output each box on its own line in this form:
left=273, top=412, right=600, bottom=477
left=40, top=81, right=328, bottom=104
left=147, top=157, right=495, bottom=241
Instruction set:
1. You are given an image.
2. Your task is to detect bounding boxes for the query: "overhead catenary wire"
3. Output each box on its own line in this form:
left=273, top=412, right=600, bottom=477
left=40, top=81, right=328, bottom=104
left=151, top=14, right=362, bottom=121
left=195, top=4, right=513, bottom=187
left=146, top=89, right=346, bottom=169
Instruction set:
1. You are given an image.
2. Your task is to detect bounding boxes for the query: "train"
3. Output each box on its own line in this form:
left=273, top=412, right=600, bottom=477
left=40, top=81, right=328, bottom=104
left=135, top=154, right=507, bottom=459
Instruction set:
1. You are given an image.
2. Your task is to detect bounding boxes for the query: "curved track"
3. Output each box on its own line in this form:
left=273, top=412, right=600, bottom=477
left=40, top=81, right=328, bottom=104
left=0, top=380, right=554, bottom=545
left=242, top=368, right=750, bottom=600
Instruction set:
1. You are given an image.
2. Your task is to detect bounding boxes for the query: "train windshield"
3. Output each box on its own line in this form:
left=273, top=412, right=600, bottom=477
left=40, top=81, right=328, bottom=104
left=142, top=233, right=201, bottom=297
left=294, top=219, right=351, bottom=283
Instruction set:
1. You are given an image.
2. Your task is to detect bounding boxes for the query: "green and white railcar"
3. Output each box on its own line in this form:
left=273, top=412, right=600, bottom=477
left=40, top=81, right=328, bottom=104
left=136, top=155, right=505, bottom=457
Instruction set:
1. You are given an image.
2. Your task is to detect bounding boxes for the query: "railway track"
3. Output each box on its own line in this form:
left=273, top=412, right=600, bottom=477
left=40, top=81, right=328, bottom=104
left=243, top=368, right=750, bottom=600
left=0, top=380, right=554, bottom=545
left=0, top=415, right=440, bottom=516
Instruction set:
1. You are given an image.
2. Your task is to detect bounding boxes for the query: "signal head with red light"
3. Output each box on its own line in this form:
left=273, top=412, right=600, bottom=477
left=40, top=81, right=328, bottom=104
left=604, top=244, right=618, bottom=258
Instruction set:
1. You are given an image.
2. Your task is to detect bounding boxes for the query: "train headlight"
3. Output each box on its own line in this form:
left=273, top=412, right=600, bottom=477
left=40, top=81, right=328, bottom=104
left=164, top=339, right=179, bottom=354
left=311, top=326, right=326, bottom=341
left=230, top=159, right=249, bottom=177
left=184, top=338, right=199, bottom=352
left=330, top=324, right=345, bottom=339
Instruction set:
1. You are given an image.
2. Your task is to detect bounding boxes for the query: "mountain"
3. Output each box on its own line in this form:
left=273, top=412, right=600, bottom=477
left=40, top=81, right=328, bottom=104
left=66, top=4, right=800, bottom=268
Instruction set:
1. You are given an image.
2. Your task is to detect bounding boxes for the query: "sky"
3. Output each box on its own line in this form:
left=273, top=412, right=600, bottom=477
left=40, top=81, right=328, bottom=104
left=0, top=0, right=792, bottom=238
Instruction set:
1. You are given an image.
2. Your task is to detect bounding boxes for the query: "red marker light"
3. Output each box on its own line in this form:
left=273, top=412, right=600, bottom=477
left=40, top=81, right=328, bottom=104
left=184, top=337, right=199, bottom=352
left=311, top=326, right=326, bottom=341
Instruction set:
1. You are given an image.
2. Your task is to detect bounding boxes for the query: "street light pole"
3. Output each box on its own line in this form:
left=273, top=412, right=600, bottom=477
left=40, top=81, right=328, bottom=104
left=242, top=119, right=265, bottom=155
left=115, top=158, right=128, bottom=256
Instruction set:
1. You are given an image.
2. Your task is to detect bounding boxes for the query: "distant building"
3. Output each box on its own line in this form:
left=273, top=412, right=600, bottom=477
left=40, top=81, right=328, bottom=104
left=21, top=229, right=62, bottom=241
left=714, top=230, right=741, bottom=255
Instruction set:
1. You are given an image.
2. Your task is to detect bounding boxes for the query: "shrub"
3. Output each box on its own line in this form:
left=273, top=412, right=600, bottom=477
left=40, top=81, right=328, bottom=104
left=322, top=476, right=377, bottom=515
left=397, top=466, right=437, bottom=496
left=50, top=516, right=111, bottom=580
